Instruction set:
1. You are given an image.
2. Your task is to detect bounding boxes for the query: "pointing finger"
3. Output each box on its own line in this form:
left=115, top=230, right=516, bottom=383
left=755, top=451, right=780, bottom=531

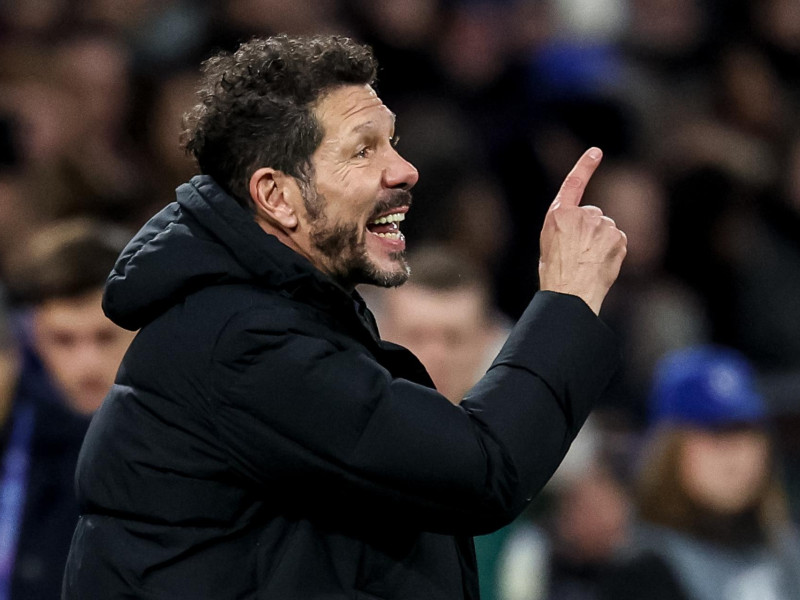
left=551, top=147, right=603, bottom=209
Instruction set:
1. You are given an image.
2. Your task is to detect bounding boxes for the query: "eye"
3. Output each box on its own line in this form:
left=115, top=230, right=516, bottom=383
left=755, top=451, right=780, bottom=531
left=50, top=331, right=77, bottom=348
left=354, top=145, right=372, bottom=159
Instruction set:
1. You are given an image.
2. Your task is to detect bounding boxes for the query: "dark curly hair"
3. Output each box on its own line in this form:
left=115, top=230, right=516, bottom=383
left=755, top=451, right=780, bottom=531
left=182, top=34, right=378, bottom=209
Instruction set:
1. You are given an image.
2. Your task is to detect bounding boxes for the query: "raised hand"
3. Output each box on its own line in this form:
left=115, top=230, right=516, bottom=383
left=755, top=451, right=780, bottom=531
left=538, top=147, right=627, bottom=315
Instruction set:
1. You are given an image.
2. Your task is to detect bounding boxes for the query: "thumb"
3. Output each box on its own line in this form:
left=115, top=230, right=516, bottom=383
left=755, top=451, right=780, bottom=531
left=550, top=147, right=603, bottom=209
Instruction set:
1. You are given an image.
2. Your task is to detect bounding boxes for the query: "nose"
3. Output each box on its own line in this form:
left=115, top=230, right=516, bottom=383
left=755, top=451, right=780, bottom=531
left=383, top=148, right=419, bottom=190
left=74, top=341, right=106, bottom=372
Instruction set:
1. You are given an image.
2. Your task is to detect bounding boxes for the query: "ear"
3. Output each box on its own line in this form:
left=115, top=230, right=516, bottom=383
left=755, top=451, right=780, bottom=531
left=249, top=167, right=300, bottom=230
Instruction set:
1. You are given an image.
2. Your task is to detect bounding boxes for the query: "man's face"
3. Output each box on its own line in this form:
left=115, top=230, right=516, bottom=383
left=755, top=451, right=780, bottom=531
left=31, top=288, right=135, bottom=415
left=298, top=84, right=419, bottom=289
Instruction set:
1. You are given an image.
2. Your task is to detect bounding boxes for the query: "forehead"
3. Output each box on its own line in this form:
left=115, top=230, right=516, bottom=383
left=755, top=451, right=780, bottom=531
left=35, top=289, right=110, bottom=330
left=314, top=84, right=395, bottom=136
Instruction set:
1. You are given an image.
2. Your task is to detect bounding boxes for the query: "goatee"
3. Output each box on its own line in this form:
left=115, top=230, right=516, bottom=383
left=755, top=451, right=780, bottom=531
left=305, top=188, right=412, bottom=288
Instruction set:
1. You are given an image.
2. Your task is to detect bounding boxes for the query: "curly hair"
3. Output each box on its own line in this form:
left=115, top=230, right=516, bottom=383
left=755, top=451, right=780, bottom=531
left=182, top=34, right=378, bottom=209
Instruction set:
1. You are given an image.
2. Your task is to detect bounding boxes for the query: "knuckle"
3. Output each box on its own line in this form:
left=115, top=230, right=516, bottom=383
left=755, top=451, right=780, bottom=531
left=582, top=204, right=603, bottom=216
left=552, top=206, right=575, bottom=225
left=562, top=175, right=583, bottom=189
left=585, top=213, right=602, bottom=227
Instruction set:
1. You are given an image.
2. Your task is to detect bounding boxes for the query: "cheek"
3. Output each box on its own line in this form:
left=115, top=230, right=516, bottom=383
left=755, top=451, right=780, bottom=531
left=680, top=441, right=770, bottom=511
left=681, top=446, right=721, bottom=492
left=40, top=353, right=81, bottom=389
left=733, top=441, right=771, bottom=490
left=108, top=333, right=135, bottom=359
left=35, top=338, right=74, bottom=370
left=316, top=171, right=375, bottom=217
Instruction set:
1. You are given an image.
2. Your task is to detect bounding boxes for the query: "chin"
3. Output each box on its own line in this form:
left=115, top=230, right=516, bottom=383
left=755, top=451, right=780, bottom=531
left=354, top=253, right=410, bottom=288
left=372, top=269, right=410, bottom=288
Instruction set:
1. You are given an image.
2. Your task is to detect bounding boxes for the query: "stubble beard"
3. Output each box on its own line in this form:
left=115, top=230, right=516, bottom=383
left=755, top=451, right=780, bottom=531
left=303, top=185, right=410, bottom=289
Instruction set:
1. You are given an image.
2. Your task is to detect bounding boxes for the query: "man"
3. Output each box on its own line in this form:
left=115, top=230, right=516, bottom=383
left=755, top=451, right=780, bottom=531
left=369, top=244, right=509, bottom=404
left=8, top=218, right=137, bottom=416
left=63, top=35, right=626, bottom=599
left=0, top=218, right=133, bottom=599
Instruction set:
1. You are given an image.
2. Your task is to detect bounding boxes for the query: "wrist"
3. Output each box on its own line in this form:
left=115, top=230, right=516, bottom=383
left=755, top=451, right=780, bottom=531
left=539, top=286, right=603, bottom=316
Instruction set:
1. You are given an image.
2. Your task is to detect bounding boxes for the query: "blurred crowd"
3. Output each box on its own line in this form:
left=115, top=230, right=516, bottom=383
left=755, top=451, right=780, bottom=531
left=2, top=0, right=800, bottom=598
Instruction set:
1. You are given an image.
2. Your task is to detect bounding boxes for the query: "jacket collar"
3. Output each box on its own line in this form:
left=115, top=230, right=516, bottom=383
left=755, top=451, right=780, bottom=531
left=182, top=176, right=380, bottom=340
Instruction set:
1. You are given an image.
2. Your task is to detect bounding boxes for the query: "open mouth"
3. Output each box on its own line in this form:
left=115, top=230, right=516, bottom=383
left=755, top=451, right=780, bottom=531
left=366, top=208, right=407, bottom=240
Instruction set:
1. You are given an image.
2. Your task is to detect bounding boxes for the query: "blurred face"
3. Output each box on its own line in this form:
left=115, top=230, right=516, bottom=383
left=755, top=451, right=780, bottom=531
left=380, top=284, right=491, bottom=403
left=31, top=288, right=135, bottom=415
left=591, top=167, right=666, bottom=273
left=555, top=469, right=630, bottom=561
left=368, top=0, right=438, bottom=45
left=57, top=35, right=130, bottom=132
left=679, top=428, right=771, bottom=514
left=299, top=85, right=419, bottom=289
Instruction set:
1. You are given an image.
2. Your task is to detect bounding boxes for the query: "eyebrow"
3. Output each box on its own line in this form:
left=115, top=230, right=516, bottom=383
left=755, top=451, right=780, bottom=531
left=349, top=113, right=396, bottom=136
left=350, top=121, right=376, bottom=135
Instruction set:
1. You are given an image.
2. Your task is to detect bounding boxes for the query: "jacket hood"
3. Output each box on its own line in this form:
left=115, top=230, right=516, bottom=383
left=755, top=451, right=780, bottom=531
left=103, top=175, right=339, bottom=330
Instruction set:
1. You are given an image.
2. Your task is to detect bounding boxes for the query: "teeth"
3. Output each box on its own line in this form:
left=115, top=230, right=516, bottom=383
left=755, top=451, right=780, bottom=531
left=375, top=232, right=403, bottom=239
left=371, top=212, right=405, bottom=225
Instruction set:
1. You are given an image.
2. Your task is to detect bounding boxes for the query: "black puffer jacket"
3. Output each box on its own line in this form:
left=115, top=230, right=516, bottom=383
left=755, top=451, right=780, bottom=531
left=63, top=175, right=619, bottom=600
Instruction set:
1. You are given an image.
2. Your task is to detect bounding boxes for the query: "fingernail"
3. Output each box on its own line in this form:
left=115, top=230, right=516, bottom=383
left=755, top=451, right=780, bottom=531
left=588, top=148, right=602, bottom=160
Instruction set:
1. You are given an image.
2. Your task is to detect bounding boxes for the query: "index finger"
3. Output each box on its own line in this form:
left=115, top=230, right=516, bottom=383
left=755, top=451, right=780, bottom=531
left=551, top=147, right=603, bottom=208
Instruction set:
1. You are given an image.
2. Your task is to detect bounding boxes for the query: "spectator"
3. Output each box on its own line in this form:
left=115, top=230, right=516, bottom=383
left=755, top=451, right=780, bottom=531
left=0, top=294, right=88, bottom=600
left=368, top=244, right=509, bottom=404
left=138, top=69, right=202, bottom=221
left=0, top=217, right=133, bottom=600
left=602, top=345, right=800, bottom=600
left=6, top=217, right=136, bottom=416
left=583, top=161, right=709, bottom=424
left=489, top=411, right=635, bottom=600
left=366, top=244, right=515, bottom=597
